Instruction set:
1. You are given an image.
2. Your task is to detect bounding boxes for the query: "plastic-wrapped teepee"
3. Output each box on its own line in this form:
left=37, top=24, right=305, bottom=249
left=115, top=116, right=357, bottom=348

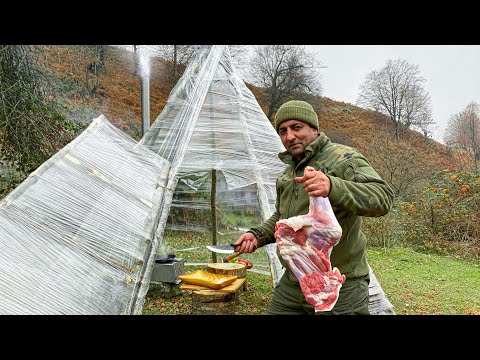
left=141, top=45, right=287, bottom=285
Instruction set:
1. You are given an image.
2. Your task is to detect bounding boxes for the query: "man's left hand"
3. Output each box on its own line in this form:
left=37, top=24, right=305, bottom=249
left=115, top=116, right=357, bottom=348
left=294, top=166, right=331, bottom=197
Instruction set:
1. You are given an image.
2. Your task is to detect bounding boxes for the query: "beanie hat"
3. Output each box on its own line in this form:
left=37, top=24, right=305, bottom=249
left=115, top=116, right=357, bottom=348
left=275, top=100, right=319, bottom=132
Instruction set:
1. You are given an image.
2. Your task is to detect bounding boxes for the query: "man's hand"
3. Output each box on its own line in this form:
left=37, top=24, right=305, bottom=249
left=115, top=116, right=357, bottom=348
left=233, top=232, right=258, bottom=255
left=294, top=166, right=331, bottom=197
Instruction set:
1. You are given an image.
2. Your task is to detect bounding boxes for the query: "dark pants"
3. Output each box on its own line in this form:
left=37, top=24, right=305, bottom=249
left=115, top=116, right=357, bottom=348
left=267, top=270, right=370, bottom=315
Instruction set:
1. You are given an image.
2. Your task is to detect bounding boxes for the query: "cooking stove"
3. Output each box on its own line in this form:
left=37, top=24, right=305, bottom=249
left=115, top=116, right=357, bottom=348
left=150, top=254, right=185, bottom=284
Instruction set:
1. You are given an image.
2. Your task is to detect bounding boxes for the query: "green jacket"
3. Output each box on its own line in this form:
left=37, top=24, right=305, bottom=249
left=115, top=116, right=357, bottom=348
left=249, top=132, right=394, bottom=279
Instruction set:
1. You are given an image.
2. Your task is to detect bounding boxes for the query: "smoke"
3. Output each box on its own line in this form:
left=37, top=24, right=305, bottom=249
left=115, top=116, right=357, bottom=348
left=138, top=48, right=150, bottom=78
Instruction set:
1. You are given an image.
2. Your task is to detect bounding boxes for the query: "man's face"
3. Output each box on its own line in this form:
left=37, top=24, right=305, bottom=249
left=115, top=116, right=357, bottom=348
left=278, top=119, right=318, bottom=161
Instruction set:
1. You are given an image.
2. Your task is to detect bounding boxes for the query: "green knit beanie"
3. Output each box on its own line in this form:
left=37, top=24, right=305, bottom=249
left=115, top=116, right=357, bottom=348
left=275, top=100, right=319, bottom=132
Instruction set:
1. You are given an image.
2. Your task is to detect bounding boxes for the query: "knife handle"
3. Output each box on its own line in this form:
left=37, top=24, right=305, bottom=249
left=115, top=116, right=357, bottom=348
left=224, top=253, right=240, bottom=262
left=231, top=243, right=256, bottom=251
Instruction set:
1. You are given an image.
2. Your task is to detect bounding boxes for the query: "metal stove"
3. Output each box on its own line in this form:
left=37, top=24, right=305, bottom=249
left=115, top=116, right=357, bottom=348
left=150, top=254, right=185, bottom=284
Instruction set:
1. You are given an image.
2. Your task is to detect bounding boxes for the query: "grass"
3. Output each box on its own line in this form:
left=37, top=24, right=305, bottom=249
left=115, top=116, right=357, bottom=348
left=367, top=246, right=480, bottom=315
left=143, top=238, right=480, bottom=315
left=143, top=270, right=273, bottom=315
left=143, top=230, right=275, bottom=315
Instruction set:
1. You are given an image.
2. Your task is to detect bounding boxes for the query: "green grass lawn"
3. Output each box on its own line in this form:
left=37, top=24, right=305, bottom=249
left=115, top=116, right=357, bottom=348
left=143, top=240, right=480, bottom=315
left=367, top=246, right=480, bottom=315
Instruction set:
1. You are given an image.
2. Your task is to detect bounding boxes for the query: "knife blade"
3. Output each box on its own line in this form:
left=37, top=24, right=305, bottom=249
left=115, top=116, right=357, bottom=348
left=206, top=244, right=238, bottom=254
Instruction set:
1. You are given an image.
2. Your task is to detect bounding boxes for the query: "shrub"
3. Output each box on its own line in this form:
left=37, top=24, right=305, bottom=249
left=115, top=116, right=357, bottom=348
left=387, top=170, right=480, bottom=259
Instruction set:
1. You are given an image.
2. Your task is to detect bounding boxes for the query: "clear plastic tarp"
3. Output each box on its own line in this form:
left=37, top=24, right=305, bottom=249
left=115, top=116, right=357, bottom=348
left=0, top=115, right=170, bottom=314
left=141, top=45, right=287, bottom=285
left=368, top=265, right=395, bottom=314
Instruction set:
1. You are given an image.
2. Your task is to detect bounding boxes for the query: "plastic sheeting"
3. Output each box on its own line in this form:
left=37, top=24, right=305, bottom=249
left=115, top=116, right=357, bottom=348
left=142, top=45, right=287, bottom=285
left=0, top=115, right=170, bottom=314
left=368, top=265, right=395, bottom=315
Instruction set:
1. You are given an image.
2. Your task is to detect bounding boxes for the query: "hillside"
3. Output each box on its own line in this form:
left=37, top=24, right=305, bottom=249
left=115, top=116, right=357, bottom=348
left=39, top=45, right=467, bottom=178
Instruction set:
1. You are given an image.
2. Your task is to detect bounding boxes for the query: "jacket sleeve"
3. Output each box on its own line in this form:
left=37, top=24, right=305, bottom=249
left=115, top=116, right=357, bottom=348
left=247, top=212, right=279, bottom=248
left=327, top=156, right=394, bottom=217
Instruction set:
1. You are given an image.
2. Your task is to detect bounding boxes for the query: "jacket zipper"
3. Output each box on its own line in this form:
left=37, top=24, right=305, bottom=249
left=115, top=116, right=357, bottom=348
left=287, top=183, right=299, bottom=218
left=287, top=168, right=300, bottom=218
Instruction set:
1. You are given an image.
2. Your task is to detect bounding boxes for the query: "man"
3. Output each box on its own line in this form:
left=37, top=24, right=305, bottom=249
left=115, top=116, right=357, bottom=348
left=234, top=100, right=394, bottom=315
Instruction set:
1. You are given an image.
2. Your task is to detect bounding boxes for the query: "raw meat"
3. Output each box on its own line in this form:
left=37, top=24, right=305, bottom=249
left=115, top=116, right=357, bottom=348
left=275, top=167, right=345, bottom=312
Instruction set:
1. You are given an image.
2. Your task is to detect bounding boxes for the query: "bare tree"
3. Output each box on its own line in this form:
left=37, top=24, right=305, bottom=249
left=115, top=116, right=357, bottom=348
left=147, top=45, right=196, bottom=86
left=74, top=45, right=108, bottom=96
left=444, top=101, right=480, bottom=168
left=364, top=130, right=433, bottom=198
left=357, top=58, right=433, bottom=140
left=248, top=45, right=324, bottom=121
left=132, top=45, right=140, bottom=77
left=415, top=109, right=437, bottom=141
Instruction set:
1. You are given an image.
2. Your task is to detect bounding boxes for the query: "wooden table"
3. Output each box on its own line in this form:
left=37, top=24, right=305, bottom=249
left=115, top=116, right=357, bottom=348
left=180, top=269, right=248, bottom=314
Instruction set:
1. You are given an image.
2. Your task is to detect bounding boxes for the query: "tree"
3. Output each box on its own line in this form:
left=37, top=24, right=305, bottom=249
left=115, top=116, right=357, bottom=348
left=0, top=45, right=82, bottom=181
left=132, top=45, right=140, bottom=77
left=147, top=45, right=196, bottom=86
left=414, top=109, right=437, bottom=142
left=248, top=45, right=324, bottom=121
left=363, top=130, right=432, bottom=198
left=77, top=45, right=107, bottom=96
left=357, top=58, right=433, bottom=140
left=444, top=101, right=480, bottom=168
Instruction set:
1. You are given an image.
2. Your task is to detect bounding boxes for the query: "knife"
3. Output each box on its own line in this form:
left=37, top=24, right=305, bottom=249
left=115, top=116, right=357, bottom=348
left=206, top=244, right=238, bottom=254
left=206, top=244, right=240, bottom=263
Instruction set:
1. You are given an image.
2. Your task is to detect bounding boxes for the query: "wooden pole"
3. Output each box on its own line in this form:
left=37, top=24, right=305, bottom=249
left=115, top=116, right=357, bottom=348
left=211, top=169, right=217, bottom=263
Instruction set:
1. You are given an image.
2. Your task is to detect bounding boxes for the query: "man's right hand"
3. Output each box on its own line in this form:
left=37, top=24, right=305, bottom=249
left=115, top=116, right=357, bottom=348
left=294, top=165, right=331, bottom=197
left=233, top=232, right=258, bottom=255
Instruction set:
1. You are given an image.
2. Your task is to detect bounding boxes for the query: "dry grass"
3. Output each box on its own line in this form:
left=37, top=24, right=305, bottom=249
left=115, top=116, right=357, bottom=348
left=36, top=45, right=472, bottom=174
